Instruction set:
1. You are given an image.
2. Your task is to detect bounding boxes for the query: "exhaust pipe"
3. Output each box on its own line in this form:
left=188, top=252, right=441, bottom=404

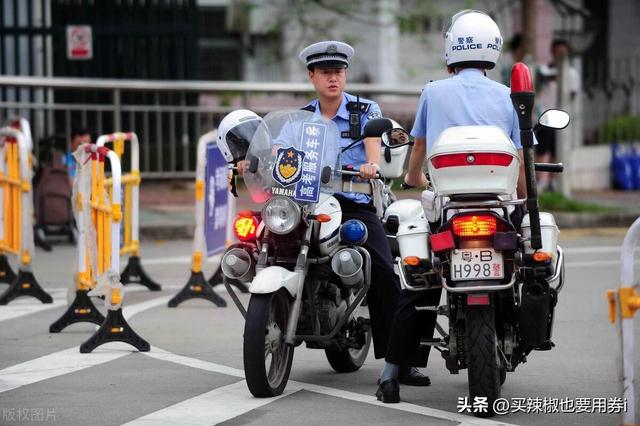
left=331, top=248, right=364, bottom=287
left=221, top=248, right=254, bottom=282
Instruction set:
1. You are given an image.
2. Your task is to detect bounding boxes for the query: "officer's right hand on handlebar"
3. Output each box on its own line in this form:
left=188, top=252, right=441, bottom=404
left=359, top=163, right=380, bottom=179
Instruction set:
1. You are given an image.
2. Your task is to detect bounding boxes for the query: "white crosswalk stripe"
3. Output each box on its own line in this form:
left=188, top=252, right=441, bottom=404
left=0, top=295, right=171, bottom=393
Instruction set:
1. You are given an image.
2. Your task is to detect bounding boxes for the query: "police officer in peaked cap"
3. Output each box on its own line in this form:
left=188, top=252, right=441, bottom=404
left=299, top=40, right=431, bottom=388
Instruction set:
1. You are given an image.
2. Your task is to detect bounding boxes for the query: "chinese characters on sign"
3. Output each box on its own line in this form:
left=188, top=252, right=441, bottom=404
left=294, top=122, right=326, bottom=203
left=204, top=144, right=229, bottom=257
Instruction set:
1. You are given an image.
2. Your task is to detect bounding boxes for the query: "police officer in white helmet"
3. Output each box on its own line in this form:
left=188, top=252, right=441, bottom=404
left=378, top=10, right=528, bottom=403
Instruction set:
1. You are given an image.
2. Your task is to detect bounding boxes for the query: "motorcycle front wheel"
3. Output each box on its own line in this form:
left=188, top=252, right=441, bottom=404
left=465, top=305, right=501, bottom=418
left=243, top=289, right=294, bottom=397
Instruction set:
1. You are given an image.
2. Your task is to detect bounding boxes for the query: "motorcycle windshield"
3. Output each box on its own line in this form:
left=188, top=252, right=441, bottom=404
left=244, top=109, right=342, bottom=204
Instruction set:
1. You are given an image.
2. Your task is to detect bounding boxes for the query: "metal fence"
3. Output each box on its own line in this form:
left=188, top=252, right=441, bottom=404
left=0, top=76, right=421, bottom=178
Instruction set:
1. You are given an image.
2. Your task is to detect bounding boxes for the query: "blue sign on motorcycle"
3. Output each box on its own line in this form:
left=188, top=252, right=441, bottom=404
left=294, top=122, right=326, bottom=203
left=204, top=143, right=229, bottom=257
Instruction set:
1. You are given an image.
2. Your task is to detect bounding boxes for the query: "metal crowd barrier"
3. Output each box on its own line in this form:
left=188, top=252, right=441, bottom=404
left=66, top=142, right=149, bottom=352
left=0, top=118, right=52, bottom=304
left=97, top=132, right=161, bottom=291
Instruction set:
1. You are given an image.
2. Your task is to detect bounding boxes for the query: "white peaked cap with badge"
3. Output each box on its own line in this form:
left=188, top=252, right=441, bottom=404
left=299, top=41, right=355, bottom=70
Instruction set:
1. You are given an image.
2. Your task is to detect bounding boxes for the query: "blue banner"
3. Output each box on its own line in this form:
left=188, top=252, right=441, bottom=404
left=204, top=143, right=229, bottom=257
left=294, top=122, right=326, bottom=203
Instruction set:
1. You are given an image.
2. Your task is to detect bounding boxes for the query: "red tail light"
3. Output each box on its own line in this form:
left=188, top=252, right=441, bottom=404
left=233, top=212, right=258, bottom=242
left=452, top=214, right=497, bottom=238
left=430, top=153, right=513, bottom=169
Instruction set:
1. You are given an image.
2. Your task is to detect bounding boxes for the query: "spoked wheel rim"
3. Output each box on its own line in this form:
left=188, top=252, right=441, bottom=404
left=347, top=326, right=371, bottom=359
left=264, top=291, right=291, bottom=388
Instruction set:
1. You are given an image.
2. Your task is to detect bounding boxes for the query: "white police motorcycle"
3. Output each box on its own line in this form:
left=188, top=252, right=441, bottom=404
left=369, top=102, right=569, bottom=417
left=220, top=109, right=382, bottom=397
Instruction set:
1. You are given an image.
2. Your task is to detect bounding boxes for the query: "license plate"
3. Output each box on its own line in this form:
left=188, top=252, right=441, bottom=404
left=450, top=248, right=503, bottom=281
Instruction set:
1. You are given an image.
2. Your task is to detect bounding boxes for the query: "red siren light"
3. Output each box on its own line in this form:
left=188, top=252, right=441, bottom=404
left=510, top=62, right=534, bottom=93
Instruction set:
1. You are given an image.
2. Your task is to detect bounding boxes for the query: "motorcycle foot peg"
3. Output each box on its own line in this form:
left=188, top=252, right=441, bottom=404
left=533, top=340, right=555, bottom=351
left=356, top=316, right=371, bottom=330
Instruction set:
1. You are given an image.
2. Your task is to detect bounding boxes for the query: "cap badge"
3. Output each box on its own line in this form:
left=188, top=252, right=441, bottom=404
left=326, top=44, right=337, bottom=54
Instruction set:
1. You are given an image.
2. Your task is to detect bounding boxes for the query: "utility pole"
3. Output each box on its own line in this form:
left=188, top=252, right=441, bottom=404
left=556, top=53, right=572, bottom=198
left=521, top=0, right=537, bottom=61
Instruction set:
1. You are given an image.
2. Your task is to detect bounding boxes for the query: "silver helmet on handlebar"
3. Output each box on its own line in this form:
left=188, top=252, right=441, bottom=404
left=217, top=109, right=263, bottom=163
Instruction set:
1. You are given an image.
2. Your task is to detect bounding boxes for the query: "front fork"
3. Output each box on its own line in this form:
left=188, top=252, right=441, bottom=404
left=284, top=225, right=313, bottom=345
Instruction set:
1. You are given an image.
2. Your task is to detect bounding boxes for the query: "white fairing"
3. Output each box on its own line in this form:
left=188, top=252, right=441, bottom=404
left=521, top=212, right=560, bottom=262
left=428, top=126, right=519, bottom=196
left=397, top=219, right=430, bottom=260
left=250, top=266, right=300, bottom=297
left=316, top=193, right=342, bottom=255
left=384, top=199, right=424, bottom=223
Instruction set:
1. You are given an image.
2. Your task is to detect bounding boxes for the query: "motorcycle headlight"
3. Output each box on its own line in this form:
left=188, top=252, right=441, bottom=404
left=262, top=196, right=301, bottom=235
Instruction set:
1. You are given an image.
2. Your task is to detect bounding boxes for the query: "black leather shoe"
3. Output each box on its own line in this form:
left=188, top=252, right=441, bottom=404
left=398, top=367, right=431, bottom=386
left=375, top=379, right=400, bottom=403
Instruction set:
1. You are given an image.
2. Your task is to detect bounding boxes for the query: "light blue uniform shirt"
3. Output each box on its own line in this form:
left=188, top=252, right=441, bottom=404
left=411, top=68, right=523, bottom=153
left=304, top=92, right=382, bottom=204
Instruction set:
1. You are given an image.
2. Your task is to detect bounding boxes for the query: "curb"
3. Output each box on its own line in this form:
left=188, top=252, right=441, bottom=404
left=553, top=212, right=639, bottom=229
left=140, top=223, right=194, bottom=240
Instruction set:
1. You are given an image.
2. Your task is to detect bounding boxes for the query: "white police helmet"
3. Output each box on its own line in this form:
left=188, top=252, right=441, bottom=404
left=443, top=10, right=502, bottom=70
left=217, top=109, right=262, bottom=163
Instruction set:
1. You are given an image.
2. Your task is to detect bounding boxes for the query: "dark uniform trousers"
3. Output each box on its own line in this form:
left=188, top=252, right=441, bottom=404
left=385, top=288, right=442, bottom=367
left=335, top=195, right=399, bottom=359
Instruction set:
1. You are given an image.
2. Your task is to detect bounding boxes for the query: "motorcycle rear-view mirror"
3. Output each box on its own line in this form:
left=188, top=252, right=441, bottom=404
left=382, top=128, right=413, bottom=148
left=363, top=118, right=394, bottom=138
left=538, top=109, right=570, bottom=130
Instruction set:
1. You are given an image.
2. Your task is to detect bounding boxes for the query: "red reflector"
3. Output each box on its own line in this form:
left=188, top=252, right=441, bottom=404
left=467, top=294, right=490, bottom=306
left=430, top=153, right=513, bottom=169
left=430, top=231, right=455, bottom=253
left=452, top=215, right=497, bottom=237
left=233, top=215, right=258, bottom=242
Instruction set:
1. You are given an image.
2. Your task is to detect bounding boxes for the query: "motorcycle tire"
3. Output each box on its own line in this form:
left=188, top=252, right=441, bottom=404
left=243, top=289, right=294, bottom=397
left=325, top=329, right=372, bottom=373
left=465, top=305, right=501, bottom=418
left=499, top=364, right=506, bottom=386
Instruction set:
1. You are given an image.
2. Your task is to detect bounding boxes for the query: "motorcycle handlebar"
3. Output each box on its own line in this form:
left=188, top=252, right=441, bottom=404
left=534, top=162, right=564, bottom=173
left=338, top=169, right=382, bottom=179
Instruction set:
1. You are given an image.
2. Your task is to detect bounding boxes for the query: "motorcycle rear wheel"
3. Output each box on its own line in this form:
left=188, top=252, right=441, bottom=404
left=325, top=327, right=371, bottom=373
left=465, top=305, right=501, bottom=418
left=244, top=289, right=294, bottom=397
